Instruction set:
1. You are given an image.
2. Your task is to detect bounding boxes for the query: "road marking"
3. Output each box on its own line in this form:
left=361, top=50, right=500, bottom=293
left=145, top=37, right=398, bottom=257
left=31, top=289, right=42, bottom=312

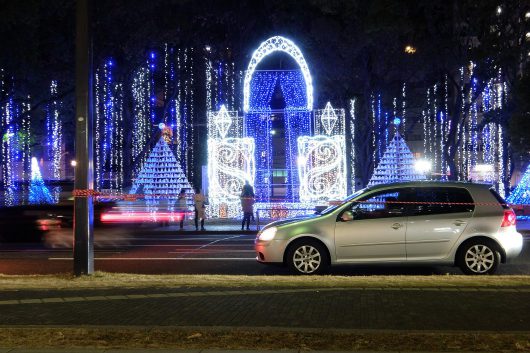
left=48, top=257, right=255, bottom=261
left=181, top=234, right=247, bottom=258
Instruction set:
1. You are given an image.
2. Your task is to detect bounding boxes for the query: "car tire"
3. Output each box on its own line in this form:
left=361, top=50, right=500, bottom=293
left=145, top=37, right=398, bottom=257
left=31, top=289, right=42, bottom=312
left=286, top=239, right=329, bottom=275
left=458, top=239, right=500, bottom=275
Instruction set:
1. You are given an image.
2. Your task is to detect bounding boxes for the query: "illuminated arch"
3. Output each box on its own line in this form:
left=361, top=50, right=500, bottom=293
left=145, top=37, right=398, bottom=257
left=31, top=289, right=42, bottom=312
left=243, top=36, right=313, bottom=112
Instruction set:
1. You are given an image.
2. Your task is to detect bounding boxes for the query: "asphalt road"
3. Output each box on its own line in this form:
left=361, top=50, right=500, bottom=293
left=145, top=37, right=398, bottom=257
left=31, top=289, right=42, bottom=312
left=1, top=226, right=530, bottom=275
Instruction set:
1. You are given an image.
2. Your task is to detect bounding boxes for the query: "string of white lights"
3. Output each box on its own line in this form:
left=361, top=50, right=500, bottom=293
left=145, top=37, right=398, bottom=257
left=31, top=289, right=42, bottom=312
left=243, top=36, right=313, bottom=112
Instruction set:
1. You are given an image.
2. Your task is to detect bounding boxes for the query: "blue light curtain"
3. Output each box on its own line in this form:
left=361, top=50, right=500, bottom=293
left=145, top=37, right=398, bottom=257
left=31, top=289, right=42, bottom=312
left=245, top=70, right=311, bottom=202
left=249, top=72, right=279, bottom=110
left=278, top=71, right=307, bottom=108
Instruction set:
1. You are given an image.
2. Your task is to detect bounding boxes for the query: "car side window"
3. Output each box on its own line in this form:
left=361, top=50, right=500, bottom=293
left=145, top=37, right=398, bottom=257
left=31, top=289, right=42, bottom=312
left=349, top=189, right=408, bottom=220
left=408, top=187, right=475, bottom=216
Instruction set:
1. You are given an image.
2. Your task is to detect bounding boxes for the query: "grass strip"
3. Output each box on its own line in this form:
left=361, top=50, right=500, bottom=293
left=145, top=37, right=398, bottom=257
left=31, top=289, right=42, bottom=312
left=0, top=327, right=529, bottom=351
left=1, top=272, right=530, bottom=290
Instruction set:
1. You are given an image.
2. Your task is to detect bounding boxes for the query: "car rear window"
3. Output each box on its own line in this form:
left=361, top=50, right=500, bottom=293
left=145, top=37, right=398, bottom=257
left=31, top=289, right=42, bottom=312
left=489, top=188, right=510, bottom=209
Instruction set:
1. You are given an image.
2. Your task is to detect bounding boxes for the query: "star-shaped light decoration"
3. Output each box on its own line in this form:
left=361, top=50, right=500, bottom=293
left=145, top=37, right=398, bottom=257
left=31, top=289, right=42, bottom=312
left=321, top=102, right=338, bottom=135
left=214, top=105, right=232, bottom=139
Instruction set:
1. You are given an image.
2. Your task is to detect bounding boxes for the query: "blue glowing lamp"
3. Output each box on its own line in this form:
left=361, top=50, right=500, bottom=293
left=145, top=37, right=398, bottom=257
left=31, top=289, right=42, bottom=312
left=393, top=117, right=401, bottom=126
left=158, top=123, right=166, bottom=130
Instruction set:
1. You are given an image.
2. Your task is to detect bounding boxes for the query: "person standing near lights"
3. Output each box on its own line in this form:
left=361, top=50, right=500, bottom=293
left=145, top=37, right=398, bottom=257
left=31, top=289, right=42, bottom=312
left=193, top=187, right=207, bottom=231
left=176, top=188, right=188, bottom=230
left=240, top=180, right=255, bottom=231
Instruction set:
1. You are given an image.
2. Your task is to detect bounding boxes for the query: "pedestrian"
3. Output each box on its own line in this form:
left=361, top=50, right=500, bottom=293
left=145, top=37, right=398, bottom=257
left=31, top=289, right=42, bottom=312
left=176, top=188, right=188, bottom=230
left=242, top=180, right=254, bottom=197
left=241, top=181, right=255, bottom=231
left=193, top=187, right=207, bottom=231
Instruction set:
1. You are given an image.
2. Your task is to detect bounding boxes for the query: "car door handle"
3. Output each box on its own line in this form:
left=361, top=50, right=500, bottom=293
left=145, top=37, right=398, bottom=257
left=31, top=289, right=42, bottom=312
left=391, top=223, right=403, bottom=230
left=453, top=220, right=467, bottom=226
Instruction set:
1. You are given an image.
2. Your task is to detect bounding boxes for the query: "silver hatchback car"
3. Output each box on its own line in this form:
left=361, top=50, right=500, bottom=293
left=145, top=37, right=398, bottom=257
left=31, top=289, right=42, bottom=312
left=255, top=182, right=523, bottom=275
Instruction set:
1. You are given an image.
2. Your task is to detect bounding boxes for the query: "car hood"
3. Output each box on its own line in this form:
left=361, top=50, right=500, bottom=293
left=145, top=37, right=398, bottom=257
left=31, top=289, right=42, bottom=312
left=263, top=214, right=320, bottom=229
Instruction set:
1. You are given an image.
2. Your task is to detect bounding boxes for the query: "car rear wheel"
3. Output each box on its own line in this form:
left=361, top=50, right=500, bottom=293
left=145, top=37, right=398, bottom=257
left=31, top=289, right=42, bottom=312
left=458, top=240, right=500, bottom=275
left=287, top=240, right=328, bottom=275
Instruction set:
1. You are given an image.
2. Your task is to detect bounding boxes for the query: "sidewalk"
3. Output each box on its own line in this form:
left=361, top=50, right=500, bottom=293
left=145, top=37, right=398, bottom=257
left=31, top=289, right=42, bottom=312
left=0, top=348, right=508, bottom=353
left=2, top=285, right=530, bottom=330
left=0, top=348, right=504, bottom=353
left=1, top=284, right=530, bottom=351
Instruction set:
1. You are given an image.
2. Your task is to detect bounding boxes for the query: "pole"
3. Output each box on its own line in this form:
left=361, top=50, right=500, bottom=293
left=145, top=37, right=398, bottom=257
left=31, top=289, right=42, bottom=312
left=73, top=0, right=94, bottom=276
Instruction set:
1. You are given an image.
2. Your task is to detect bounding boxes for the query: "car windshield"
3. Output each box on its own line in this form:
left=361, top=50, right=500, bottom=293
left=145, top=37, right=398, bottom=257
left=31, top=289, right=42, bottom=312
left=319, top=188, right=367, bottom=215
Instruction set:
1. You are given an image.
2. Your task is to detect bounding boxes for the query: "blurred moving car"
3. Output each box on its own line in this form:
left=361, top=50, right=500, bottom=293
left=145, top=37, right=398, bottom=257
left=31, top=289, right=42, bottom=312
left=0, top=202, right=115, bottom=243
left=255, top=181, right=523, bottom=275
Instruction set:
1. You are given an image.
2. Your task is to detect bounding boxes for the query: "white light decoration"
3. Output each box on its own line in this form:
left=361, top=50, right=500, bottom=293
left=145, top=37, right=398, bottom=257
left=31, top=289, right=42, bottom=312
left=207, top=105, right=255, bottom=218
left=318, top=102, right=338, bottom=135
left=132, top=67, right=152, bottom=176
left=207, top=105, right=242, bottom=140
left=208, top=138, right=255, bottom=201
left=243, top=36, right=313, bottom=112
left=213, top=105, right=232, bottom=138
left=298, top=102, right=347, bottom=202
left=298, top=135, right=347, bottom=203
left=130, top=137, right=194, bottom=213
left=349, top=99, right=356, bottom=191
left=368, top=132, right=426, bottom=186
left=401, top=82, right=407, bottom=136
left=314, top=102, right=345, bottom=136
left=48, top=81, right=62, bottom=182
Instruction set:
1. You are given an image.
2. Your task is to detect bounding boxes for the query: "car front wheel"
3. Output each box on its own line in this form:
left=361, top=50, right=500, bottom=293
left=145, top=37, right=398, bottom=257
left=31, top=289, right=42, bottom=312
left=458, top=240, right=500, bottom=275
left=286, top=240, right=329, bottom=275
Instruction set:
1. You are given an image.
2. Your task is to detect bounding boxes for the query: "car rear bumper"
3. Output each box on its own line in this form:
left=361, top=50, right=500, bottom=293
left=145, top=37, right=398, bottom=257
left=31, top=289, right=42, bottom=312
left=496, top=230, right=524, bottom=261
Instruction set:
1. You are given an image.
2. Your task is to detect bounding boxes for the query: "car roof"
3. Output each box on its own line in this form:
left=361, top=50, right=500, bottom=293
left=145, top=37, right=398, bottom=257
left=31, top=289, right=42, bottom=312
left=365, top=181, right=492, bottom=192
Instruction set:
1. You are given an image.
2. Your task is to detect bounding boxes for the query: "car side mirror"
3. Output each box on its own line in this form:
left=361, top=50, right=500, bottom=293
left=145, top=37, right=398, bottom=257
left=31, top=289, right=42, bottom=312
left=340, top=210, right=354, bottom=222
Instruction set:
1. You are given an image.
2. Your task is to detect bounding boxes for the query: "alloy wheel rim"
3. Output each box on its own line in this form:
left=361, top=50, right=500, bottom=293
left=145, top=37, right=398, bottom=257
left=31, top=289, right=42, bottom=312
left=464, top=244, right=495, bottom=273
left=293, top=245, right=321, bottom=274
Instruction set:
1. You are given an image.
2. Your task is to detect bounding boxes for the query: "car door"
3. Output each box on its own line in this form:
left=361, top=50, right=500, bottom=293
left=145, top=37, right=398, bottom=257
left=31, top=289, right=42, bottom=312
left=334, top=188, right=408, bottom=262
left=405, top=187, right=474, bottom=260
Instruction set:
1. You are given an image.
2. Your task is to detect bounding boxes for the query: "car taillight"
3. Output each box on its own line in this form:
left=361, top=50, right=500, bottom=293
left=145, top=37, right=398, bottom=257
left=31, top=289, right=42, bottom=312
left=501, top=209, right=516, bottom=227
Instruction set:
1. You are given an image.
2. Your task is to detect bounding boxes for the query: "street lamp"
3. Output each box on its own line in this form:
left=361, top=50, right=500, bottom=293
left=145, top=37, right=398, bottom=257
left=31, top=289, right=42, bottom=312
left=404, top=45, right=417, bottom=54
left=415, top=159, right=432, bottom=174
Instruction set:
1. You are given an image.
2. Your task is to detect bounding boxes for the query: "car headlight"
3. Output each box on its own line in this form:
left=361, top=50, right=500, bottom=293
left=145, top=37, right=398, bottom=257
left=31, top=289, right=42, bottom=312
left=258, top=227, right=277, bottom=241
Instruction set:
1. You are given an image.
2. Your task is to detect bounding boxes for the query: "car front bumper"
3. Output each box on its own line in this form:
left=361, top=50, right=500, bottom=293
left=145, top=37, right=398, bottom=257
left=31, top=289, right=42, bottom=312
left=255, top=239, right=288, bottom=264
